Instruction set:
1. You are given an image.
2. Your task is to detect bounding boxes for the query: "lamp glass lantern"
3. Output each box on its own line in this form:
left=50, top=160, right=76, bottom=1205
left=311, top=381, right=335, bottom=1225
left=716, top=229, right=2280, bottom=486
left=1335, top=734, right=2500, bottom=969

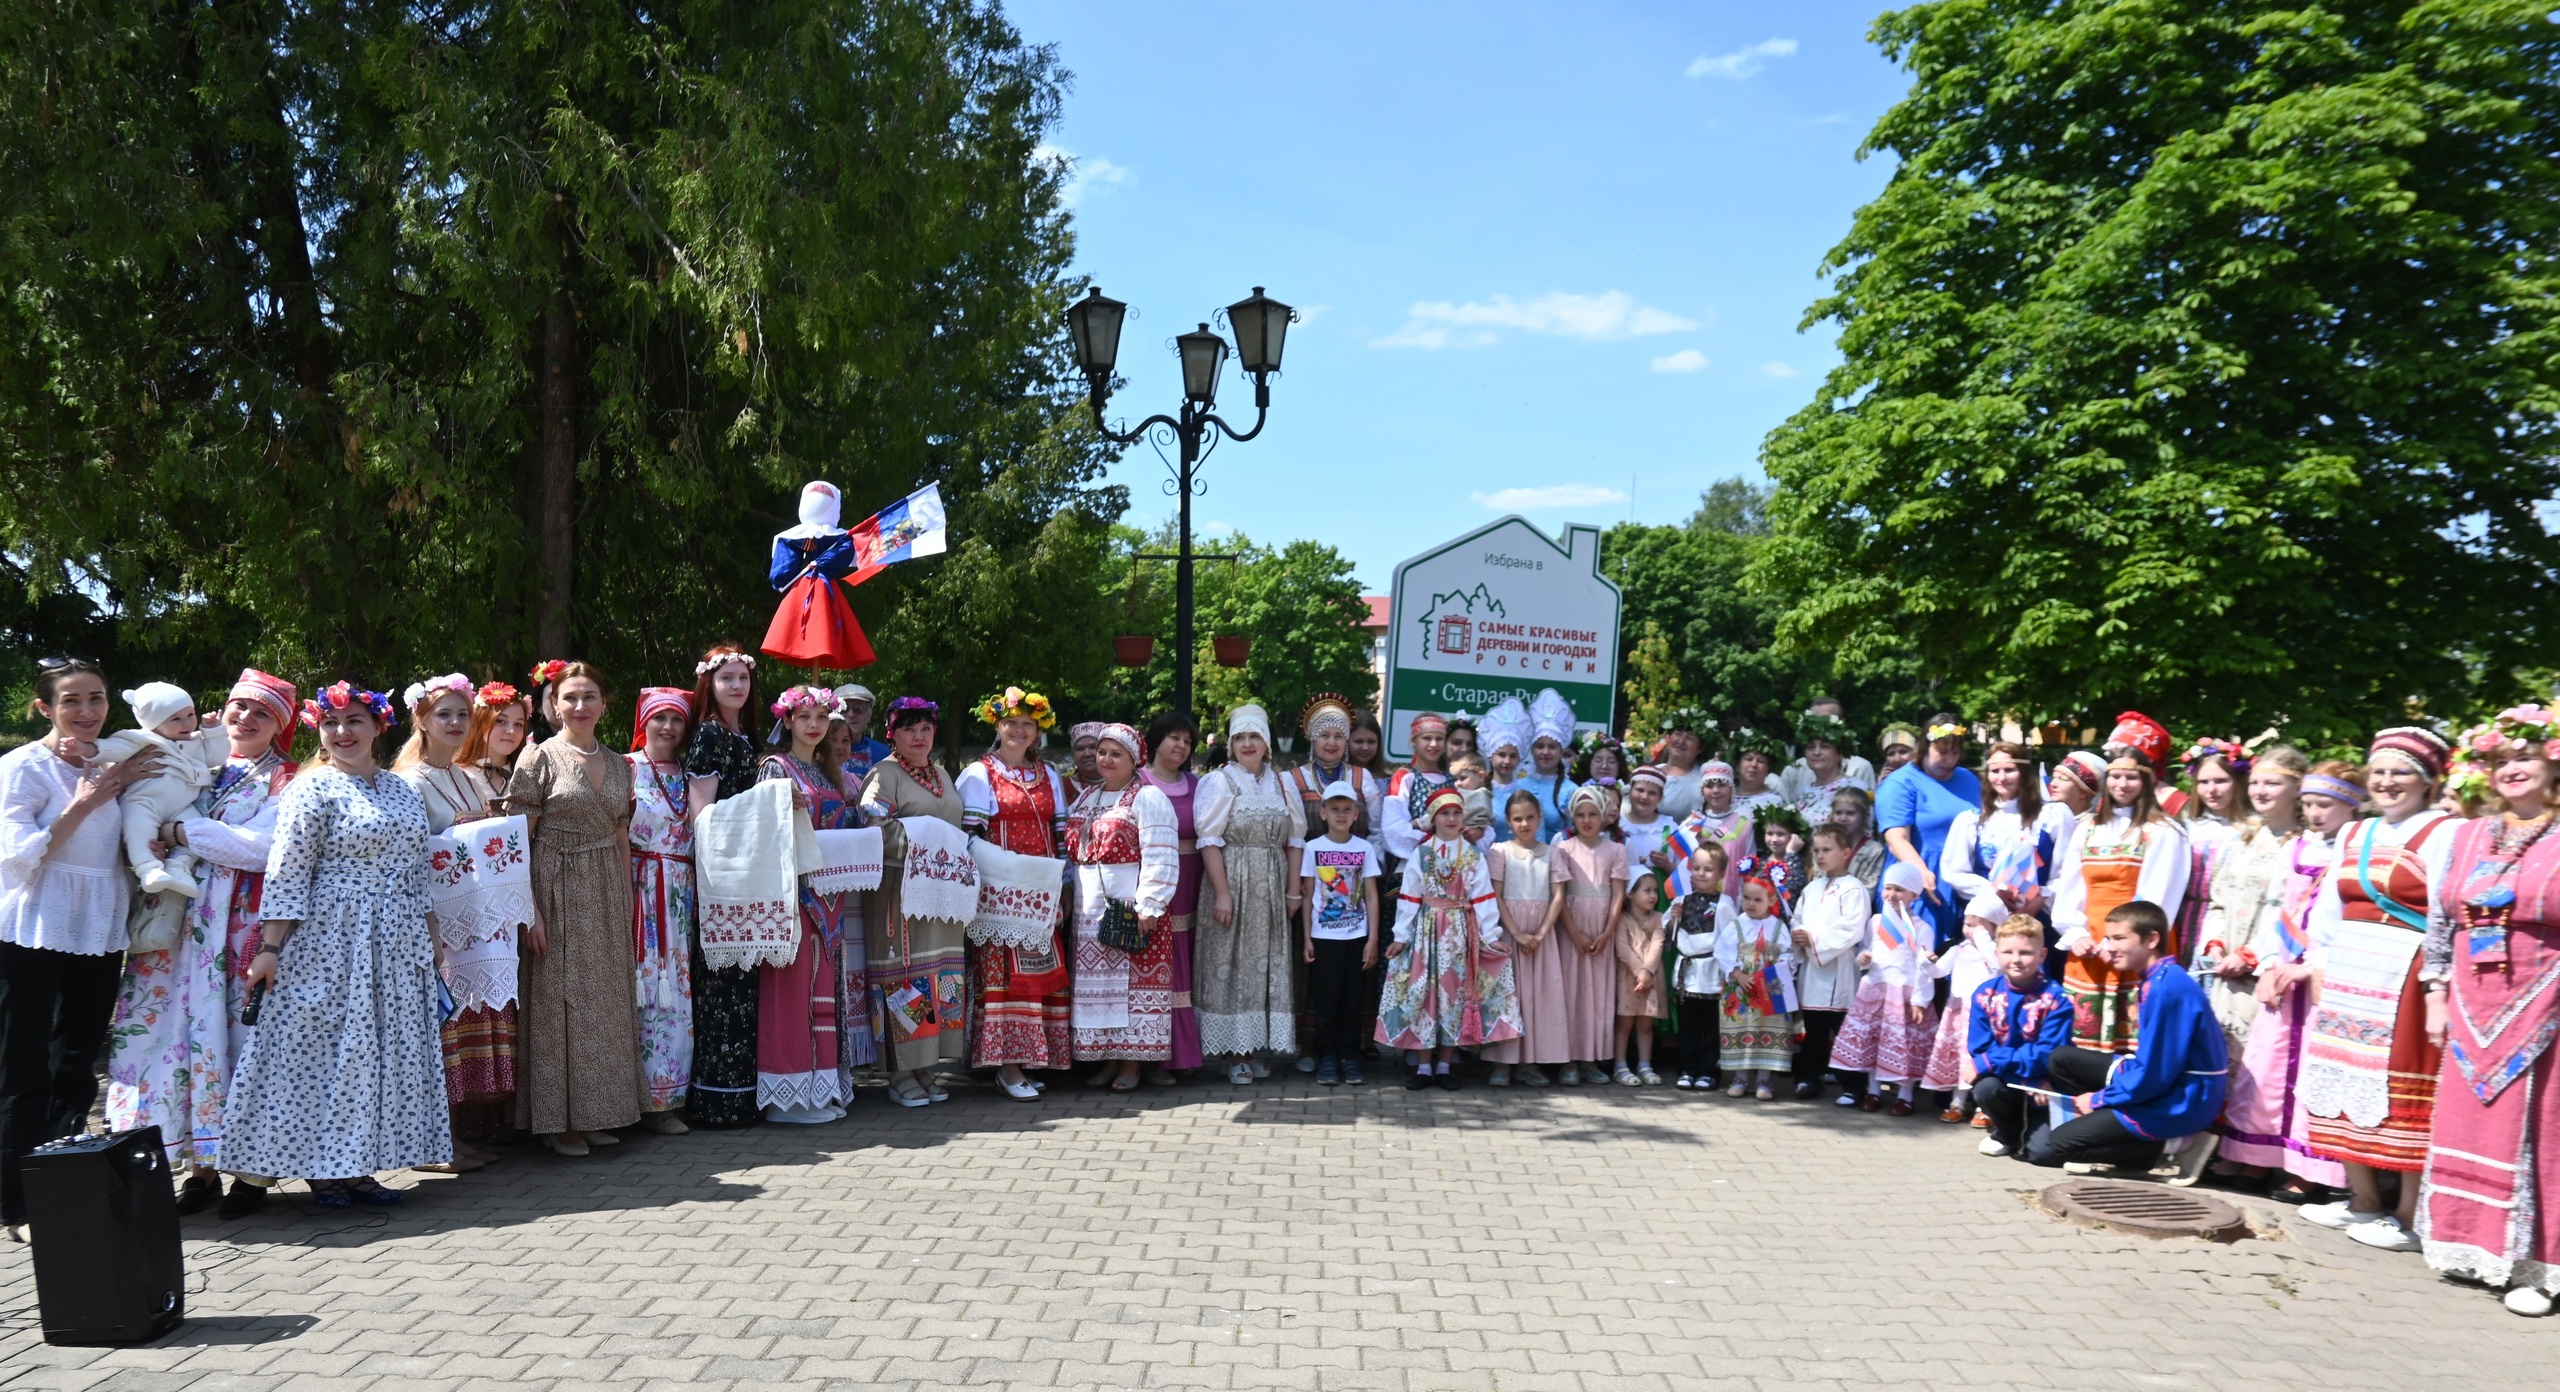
left=1176, top=322, right=1228, bottom=405
left=1067, top=288, right=1127, bottom=382
left=1225, top=287, right=1293, bottom=377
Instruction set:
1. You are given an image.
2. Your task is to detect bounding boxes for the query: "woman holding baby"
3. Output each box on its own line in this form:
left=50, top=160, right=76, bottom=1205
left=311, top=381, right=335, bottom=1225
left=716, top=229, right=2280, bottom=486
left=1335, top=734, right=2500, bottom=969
left=103, top=669, right=303, bottom=1218
left=0, top=657, right=167, bottom=1241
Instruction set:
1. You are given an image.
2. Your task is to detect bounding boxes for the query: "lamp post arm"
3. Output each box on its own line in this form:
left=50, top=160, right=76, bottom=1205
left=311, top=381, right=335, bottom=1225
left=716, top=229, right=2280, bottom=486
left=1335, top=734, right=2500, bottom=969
left=1202, top=397, right=1269, bottom=446
left=1092, top=409, right=1186, bottom=447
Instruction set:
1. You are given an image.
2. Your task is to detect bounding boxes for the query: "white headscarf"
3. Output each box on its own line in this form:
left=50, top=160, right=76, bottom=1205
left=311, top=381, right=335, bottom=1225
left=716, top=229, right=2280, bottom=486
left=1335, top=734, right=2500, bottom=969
left=1229, top=703, right=1272, bottom=745
left=1480, top=696, right=1531, bottom=759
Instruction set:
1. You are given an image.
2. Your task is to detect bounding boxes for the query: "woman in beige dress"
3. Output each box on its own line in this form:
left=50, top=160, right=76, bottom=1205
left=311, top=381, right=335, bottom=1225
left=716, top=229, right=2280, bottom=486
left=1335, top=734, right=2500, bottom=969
left=859, top=697, right=970, bottom=1106
left=505, top=663, right=642, bottom=1155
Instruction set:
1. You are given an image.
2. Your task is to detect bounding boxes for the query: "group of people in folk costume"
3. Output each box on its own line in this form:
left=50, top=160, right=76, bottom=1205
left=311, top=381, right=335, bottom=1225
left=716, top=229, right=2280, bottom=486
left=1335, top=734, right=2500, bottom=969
left=8, top=648, right=2560, bottom=1324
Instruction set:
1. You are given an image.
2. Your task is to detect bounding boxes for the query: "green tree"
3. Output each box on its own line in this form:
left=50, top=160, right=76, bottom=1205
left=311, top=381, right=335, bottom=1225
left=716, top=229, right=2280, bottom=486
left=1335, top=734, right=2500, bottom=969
left=1069, top=524, right=1372, bottom=736
left=1689, top=478, right=1771, bottom=538
left=1604, top=522, right=1934, bottom=739
left=0, top=0, right=1115, bottom=720
left=1618, top=619, right=1686, bottom=742
left=1755, top=0, right=2560, bottom=743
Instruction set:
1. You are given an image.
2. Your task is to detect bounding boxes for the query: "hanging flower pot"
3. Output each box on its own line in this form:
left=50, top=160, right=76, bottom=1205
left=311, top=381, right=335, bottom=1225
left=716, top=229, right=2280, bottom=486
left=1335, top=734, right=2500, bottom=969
left=1212, top=635, right=1251, bottom=668
left=1113, top=635, right=1156, bottom=667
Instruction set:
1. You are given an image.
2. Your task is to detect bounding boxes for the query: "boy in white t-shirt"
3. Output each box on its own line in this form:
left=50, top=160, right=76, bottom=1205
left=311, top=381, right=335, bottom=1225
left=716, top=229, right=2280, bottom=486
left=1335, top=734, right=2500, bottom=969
left=1299, top=780, right=1381, bottom=1086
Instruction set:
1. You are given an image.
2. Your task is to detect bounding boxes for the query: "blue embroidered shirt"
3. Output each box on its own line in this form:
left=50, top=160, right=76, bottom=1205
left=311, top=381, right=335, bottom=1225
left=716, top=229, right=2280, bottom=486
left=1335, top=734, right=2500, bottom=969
left=1968, top=970, right=2075, bottom=1084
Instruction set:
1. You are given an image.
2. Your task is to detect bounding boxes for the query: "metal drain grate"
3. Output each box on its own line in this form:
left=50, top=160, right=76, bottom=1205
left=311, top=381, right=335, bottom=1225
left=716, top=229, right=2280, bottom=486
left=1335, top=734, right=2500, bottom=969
left=2041, top=1179, right=2249, bottom=1241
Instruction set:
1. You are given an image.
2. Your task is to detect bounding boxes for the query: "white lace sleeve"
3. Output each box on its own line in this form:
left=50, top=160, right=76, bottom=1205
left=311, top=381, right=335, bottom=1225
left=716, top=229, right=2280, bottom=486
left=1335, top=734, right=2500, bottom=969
left=1194, top=768, right=1238, bottom=849
left=1134, top=784, right=1181, bottom=918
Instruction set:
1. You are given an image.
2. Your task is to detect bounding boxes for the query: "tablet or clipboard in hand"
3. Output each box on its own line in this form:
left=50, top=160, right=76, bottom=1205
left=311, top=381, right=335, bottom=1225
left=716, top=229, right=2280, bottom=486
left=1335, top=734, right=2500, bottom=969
left=2008, top=1084, right=2067, bottom=1101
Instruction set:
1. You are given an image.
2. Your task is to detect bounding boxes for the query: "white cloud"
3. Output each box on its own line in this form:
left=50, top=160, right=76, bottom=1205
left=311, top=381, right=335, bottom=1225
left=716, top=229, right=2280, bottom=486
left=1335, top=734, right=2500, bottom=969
left=1036, top=143, right=1134, bottom=209
left=1372, top=291, right=1696, bottom=350
left=1761, top=360, right=1800, bottom=378
left=1685, top=37, right=1798, bottom=81
left=1651, top=349, right=1709, bottom=373
left=1470, top=484, right=1630, bottom=513
left=1203, top=520, right=1235, bottom=536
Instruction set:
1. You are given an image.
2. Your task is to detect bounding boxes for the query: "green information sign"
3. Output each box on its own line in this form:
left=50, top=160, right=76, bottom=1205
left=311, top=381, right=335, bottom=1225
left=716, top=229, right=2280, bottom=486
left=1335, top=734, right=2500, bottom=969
left=1382, top=517, right=1623, bottom=760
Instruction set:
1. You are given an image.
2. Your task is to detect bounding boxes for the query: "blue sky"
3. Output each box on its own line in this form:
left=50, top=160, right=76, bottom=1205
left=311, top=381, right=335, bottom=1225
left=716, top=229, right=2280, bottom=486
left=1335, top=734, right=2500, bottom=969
left=1006, top=1, right=1918, bottom=591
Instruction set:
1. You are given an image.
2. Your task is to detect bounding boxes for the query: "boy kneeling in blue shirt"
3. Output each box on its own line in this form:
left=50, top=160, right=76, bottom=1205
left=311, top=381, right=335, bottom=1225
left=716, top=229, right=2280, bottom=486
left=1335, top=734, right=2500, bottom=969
left=1968, top=913, right=2076, bottom=1158
left=2026, top=900, right=2228, bottom=1183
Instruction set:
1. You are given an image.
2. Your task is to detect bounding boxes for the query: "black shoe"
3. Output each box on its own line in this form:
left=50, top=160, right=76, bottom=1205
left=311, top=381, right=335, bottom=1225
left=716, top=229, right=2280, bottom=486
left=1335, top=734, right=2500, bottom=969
left=217, top=1178, right=269, bottom=1219
left=173, top=1172, right=221, bottom=1217
left=1793, top=1080, right=1822, bottom=1100
left=1436, top=1071, right=1462, bottom=1092
left=1404, top=1070, right=1431, bottom=1091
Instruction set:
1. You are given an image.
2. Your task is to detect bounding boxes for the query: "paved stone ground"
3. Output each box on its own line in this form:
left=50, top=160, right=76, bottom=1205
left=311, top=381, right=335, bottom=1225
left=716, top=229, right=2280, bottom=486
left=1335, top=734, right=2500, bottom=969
left=2, top=1072, right=2553, bottom=1390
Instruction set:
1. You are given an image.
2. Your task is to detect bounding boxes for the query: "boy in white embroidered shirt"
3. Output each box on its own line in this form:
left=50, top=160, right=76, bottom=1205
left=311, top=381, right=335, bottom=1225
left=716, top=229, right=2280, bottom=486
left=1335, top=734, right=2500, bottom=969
left=94, top=681, right=228, bottom=897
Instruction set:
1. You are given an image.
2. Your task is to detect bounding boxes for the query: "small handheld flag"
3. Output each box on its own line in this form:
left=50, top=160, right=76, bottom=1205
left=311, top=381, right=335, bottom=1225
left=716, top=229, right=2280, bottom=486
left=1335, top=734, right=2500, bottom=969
left=845, top=483, right=950, bottom=587
left=1987, top=829, right=2043, bottom=902
left=1872, top=908, right=1910, bottom=955
left=1761, top=961, right=1799, bottom=1014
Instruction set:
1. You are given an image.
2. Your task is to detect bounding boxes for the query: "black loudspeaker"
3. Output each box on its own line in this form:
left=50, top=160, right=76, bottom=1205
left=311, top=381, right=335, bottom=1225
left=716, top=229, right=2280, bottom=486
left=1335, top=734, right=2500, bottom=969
left=23, top=1126, right=185, bottom=1345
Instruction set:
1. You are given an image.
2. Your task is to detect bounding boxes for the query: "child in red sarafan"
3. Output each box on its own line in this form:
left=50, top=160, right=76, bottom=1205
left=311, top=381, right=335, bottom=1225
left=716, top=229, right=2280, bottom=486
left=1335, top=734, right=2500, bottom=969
left=762, top=480, right=876, bottom=669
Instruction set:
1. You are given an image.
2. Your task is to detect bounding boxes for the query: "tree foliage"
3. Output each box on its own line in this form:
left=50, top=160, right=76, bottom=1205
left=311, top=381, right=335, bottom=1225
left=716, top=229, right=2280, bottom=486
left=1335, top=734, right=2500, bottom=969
left=1604, top=520, right=1936, bottom=741
left=0, top=0, right=1119, bottom=727
left=1754, top=0, right=2560, bottom=743
left=1074, top=523, right=1374, bottom=737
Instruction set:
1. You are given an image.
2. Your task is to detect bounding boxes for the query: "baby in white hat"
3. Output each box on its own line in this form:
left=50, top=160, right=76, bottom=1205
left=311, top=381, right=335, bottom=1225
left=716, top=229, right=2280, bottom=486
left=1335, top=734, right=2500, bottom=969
left=94, top=682, right=230, bottom=897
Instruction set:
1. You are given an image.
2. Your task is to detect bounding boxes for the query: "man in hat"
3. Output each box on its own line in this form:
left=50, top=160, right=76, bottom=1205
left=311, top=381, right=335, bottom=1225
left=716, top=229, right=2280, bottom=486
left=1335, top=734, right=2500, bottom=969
left=833, top=683, right=889, bottom=784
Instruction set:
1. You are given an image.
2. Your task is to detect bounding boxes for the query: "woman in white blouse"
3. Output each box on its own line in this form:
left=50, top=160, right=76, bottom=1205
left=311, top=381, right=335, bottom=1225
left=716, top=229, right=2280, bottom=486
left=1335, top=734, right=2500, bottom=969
left=1065, top=723, right=1182, bottom=1091
left=0, top=657, right=162, bottom=1240
left=1194, top=704, right=1300, bottom=1079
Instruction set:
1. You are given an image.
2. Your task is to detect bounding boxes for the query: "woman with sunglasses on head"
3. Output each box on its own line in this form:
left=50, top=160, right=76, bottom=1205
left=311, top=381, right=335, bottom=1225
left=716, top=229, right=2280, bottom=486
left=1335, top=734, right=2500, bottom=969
left=104, top=669, right=298, bottom=1218
left=0, top=657, right=165, bottom=1240
left=220, top=682, right=448, bottom=1208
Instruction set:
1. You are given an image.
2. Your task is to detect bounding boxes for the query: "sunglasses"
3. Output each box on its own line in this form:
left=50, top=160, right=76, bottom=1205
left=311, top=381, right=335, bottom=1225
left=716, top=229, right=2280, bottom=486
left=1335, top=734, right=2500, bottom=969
left=34, top=656, right=99, bottom=672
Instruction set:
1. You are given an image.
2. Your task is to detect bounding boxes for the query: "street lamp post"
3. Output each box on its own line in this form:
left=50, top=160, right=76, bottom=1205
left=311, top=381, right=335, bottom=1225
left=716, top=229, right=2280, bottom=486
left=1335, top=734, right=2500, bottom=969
left=1069, top=286, right=1294, bottom=716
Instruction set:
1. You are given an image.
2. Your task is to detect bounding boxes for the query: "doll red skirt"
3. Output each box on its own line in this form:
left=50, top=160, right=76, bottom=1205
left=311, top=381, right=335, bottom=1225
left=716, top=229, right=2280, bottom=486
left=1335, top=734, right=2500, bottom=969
left=762, top=574, right=875, bottom=669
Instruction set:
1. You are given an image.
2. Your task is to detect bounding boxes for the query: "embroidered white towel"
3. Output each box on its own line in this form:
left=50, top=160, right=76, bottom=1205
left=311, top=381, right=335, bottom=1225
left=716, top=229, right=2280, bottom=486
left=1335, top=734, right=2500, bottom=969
left=697, top=780, right=811, bottom=971
left=967, top=837, right=1064, bottom=948
left=440, top=815, right=529, bottom=1012
left=895, top=816, right=980, bottom=926
left=809, top=826, right=885, bottom=898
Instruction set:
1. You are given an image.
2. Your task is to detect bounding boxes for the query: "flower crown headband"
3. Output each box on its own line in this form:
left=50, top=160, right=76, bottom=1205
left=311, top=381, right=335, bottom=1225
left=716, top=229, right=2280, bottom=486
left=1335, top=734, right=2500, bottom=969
left=2448, top=705, right=2560, bottom=800
left=973, top=686, right=1057, bottom=729
left=2183, top=737, right=2251, bottom=776
left=474, top=681, right=522, bottom=711
left=301, top=680, right=396, bottom=730
left=1924, top=721, right=1969, bottom=743
left=403, top=672, right=472, bottom=711
left=769, top=686, right=842, bottom=720
left=528, top=659, right=569, bottom=687
left=695, top=651, right=756, bottom=676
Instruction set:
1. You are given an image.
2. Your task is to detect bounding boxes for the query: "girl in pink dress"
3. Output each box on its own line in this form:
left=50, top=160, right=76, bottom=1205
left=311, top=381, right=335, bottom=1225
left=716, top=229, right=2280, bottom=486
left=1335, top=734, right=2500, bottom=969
left=1549, top=786, right=1626, bottom=1083
left=1481, top=790, right=1567, bottom=1085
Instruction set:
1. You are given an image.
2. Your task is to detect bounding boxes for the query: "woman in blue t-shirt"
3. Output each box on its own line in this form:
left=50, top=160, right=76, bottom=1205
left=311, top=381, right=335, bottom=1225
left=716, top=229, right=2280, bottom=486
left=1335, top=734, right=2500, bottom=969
left=1876, top=715, right=1983, bottom=954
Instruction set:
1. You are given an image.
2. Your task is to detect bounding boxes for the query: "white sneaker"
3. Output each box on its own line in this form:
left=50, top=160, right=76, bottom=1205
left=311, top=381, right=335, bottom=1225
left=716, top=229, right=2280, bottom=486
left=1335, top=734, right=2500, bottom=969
left=2165, top=1132, right=2219, bottom=1187
left=2504, top=1286, right=2555, bottom=1316
left=2347, top=1216, right=2421, bottom=1252
left=1977, top=1136, right=2011, bottom=1157
left=1248, top=1059, right=1271, bottom=1079
left=1296, top=1054, right=1318, bottom=1073
left=2300, top=1201, right=2388, bottom=1230
left=2061, top=1162, right=2117, bottom=1175
left=1228, top=1062, right=1255, bottom=1085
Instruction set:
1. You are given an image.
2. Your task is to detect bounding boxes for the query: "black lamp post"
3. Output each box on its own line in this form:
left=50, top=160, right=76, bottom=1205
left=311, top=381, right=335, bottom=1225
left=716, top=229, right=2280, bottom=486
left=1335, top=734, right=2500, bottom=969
left=1069, top=285, right=1294, bottom=716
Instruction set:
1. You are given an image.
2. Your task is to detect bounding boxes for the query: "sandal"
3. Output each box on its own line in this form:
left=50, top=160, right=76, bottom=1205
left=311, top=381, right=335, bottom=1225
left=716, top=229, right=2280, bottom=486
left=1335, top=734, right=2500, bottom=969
left=887, top=1077, right=932, bottom=1108
left=1755, top=1085, right=1776, bottom=1102
left=310, top=1181, right=352, bottom=1209
left=344, top=1177, right=406, bottom=1207
left=1109, top=1070, right=1141, bottom=1093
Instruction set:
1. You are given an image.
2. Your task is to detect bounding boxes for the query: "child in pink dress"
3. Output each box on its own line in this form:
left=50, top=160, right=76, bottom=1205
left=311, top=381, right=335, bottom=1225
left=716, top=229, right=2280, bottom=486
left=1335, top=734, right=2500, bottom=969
left=1549, top=786, right=1627, bottom=1084
left=1831, top=860, right=1939, bottom=1114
